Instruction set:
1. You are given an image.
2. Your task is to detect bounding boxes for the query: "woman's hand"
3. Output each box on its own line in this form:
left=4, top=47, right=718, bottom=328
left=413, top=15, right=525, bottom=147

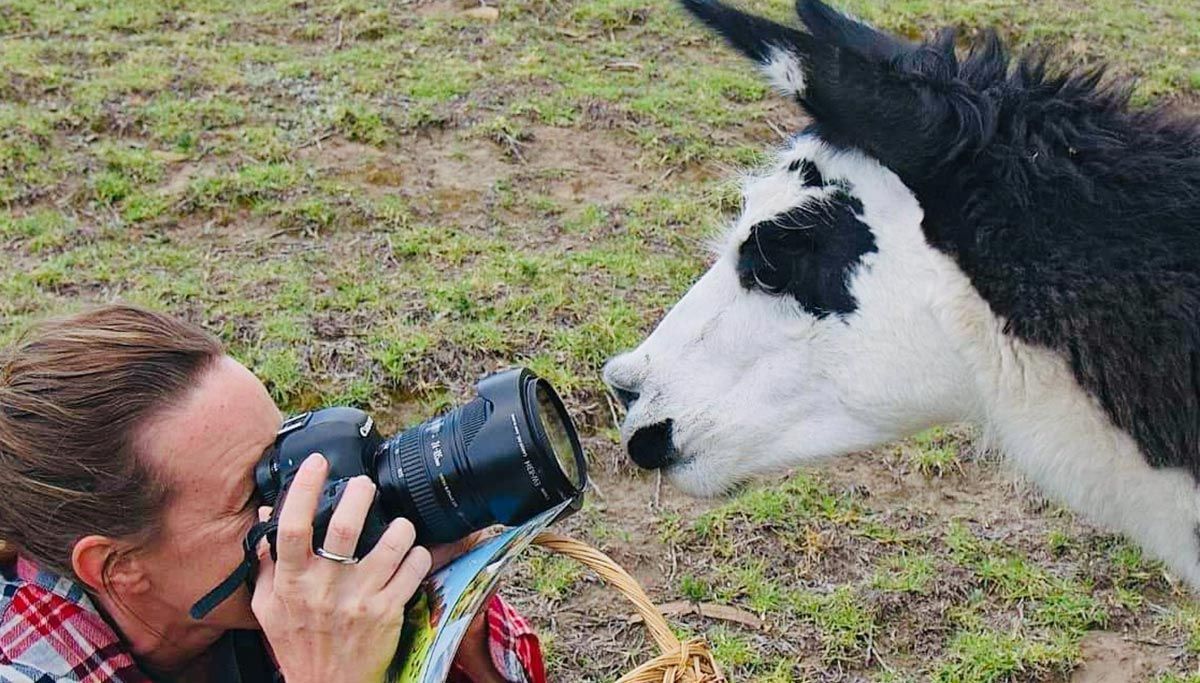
left=429, top=528, right=498, bottom=571
left=251, top=453, right=432, bottom=683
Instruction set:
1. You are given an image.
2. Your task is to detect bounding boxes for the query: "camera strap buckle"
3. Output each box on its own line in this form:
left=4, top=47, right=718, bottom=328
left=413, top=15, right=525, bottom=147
left=189, top=520, right=275, bottom=620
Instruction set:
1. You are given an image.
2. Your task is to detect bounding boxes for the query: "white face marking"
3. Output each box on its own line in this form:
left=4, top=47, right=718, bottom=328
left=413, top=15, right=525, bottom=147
left=606, top=134, right=1200, bottom=590
left=761, top=46, right=807, bottom=97
left=604, top=136, right=979, bottom=496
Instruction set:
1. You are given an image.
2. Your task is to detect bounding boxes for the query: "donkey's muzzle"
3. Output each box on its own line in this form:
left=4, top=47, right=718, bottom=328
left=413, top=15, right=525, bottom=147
left=628, top=420, right=679, bottom=470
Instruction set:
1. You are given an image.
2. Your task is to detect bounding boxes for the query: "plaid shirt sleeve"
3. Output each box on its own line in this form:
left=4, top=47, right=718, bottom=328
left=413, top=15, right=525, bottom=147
left=449, top=595, right=545, bottom=683
left=3, top=558, right=544, bottom=683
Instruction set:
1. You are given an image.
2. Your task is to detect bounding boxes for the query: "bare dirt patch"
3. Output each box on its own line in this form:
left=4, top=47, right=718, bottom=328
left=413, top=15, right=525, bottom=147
left=1071, top=631, right=1178, bottom=682
left=524, top=126, right=647, bottom=205
left=410, top=0, right=478, bottom=18
left=307, top=126, right=646, bottom=197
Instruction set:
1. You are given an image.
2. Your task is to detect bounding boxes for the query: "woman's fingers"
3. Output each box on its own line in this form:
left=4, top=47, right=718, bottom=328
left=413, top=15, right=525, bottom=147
left=274, top=453, right=327, bottom=571
left=429, top=527, right=496, bottom=571
left=317, top=476, right=376, bottom=560
left=359, top=517, right=418, bottom=586
left=381, top=544, right=433, bottom=605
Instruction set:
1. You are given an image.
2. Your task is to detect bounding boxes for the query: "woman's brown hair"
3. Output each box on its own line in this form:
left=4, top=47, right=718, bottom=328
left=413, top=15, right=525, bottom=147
left=0, top=304, right=224, bottom=581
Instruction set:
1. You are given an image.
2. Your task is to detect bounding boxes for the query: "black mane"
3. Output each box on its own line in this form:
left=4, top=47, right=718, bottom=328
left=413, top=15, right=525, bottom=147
left=899, top=34, right=1200, bottom=475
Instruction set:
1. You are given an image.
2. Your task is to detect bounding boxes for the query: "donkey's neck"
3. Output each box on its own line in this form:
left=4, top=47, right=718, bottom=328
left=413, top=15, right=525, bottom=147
left=912, top=102, right=1200, bottom=477
left=934, top=254, right=1200, bottom=586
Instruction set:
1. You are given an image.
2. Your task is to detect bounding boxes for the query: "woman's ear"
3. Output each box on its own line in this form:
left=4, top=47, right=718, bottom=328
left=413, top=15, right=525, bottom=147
left=71, top=535, right=151, bottom=596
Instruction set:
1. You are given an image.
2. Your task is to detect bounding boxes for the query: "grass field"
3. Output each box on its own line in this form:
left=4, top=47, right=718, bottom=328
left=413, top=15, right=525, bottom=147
left=2, top=0, right=1199, bottom=680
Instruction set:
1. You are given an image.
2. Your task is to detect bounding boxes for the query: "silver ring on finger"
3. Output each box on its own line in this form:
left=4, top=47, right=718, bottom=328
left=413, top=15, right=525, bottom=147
left=315, top=547, right=359, bottom=565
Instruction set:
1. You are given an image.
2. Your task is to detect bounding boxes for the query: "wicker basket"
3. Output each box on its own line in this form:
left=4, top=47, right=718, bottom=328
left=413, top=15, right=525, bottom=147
left=531, top=532, right=727, bottom=683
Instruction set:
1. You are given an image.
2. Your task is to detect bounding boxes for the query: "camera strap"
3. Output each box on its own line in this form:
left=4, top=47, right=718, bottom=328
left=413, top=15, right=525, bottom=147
left=189, top=520, right=275, bottom=620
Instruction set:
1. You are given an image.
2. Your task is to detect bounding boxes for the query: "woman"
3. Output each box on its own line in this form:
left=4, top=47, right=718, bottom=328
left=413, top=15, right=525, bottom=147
left=0, top=305, right=544, bottom=683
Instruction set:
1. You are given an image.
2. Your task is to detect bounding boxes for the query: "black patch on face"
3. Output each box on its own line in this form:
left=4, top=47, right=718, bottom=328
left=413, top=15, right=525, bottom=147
left=736, top=183, right=876, bottom=318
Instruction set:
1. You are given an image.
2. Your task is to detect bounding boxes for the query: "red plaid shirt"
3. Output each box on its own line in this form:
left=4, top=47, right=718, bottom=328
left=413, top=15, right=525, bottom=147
left=1, top=557, right=543, bottom=683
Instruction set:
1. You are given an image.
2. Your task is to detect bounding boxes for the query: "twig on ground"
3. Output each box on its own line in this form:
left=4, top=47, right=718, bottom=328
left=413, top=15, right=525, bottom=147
left=588, top=477, right=606, bottom=501
left=296, top=129, right=336, bottom=151
left=766, top=119, right=789, bottom=140
left=631, top=601, right=767, bottom=631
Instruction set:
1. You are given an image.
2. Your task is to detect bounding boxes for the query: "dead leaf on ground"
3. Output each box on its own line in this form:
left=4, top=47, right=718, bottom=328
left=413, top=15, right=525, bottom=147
left=605, top=61, right=644, bottom=72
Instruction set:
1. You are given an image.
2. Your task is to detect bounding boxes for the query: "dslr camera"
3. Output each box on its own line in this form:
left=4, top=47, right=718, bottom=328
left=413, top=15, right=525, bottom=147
left=191, top=367, right=586, bottom=619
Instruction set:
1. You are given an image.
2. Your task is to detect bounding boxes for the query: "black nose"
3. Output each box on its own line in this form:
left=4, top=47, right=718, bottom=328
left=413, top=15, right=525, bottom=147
left=628, top=420, right=679, bottom=470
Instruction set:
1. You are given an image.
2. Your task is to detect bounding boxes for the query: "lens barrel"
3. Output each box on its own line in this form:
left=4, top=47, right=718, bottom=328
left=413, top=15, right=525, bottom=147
left=375, top=368, right=586, bottom=545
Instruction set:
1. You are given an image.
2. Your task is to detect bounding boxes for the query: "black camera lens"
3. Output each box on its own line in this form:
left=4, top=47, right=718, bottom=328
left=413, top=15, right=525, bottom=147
left=374, top=368, right=587, bottom=545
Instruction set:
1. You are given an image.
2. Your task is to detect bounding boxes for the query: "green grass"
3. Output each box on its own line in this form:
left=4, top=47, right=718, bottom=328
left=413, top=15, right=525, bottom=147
left=523, top=553, right=585, bottom=601
left=903, top=427, right=964, bottom=477
left=870, top=552, right=935, bottom=593
left=1157, top=674, right=1200, bottom=683
left=1, top=0, right=1197, bottom=680
left=934, top=628, right=1081, bottom=683
left=791, top=587, right=878, bottom=664
left=1157, top=604, right=1200, bottom=655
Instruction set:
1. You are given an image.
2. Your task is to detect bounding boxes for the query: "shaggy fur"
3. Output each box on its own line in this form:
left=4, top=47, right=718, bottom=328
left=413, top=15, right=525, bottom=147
left=689, top=0, right=1200, bottom=476
left=603, top=0, right=1200, bottom=586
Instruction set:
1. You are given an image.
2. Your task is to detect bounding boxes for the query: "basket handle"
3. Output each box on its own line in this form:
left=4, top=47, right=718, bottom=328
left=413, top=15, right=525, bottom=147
left=531, top=532, right=726, bottom=683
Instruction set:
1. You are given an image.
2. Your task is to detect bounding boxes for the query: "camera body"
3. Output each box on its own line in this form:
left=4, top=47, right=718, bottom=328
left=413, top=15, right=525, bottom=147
left=257, top=408, right=391, bottom=560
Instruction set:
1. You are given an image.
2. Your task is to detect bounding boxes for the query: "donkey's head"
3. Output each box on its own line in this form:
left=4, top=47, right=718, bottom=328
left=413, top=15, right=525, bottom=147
left=605, top=0, right=1200, bottom=589
left=604, top=0, right=1066, bottom=496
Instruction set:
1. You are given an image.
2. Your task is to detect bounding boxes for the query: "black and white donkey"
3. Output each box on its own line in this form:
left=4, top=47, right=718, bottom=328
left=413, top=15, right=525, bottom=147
left=603, top=0, right=1200, bottom=585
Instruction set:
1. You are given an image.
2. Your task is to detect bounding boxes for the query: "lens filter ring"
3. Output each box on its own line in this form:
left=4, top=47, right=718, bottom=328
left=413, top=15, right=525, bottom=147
left=524, top=377, right=587, bottom=497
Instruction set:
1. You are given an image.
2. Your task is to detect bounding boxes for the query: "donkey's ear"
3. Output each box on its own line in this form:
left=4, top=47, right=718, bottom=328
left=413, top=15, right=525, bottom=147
left=680, top=0, right=913, bottom=98
left=683, top=0, right=977, bottom=184
left=679, top=0, right=817, bottom=97
left=793, top=0, right=912, bottom=62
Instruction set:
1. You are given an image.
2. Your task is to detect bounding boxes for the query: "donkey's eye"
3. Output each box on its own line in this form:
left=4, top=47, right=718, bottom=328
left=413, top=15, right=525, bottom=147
left=736, top=188, right=877, bottom=318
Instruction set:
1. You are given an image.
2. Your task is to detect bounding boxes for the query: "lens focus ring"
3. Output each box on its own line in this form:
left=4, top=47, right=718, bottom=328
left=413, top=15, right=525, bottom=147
left=394, top=428, right=462, bottom=544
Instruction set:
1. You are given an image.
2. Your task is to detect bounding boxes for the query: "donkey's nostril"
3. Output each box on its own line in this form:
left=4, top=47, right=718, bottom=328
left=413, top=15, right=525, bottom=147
left=602, top=358, right=642, bottom=411
left=612, top=387, right=640, bottom=410
left=628, top=420, right=679, bottom=470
